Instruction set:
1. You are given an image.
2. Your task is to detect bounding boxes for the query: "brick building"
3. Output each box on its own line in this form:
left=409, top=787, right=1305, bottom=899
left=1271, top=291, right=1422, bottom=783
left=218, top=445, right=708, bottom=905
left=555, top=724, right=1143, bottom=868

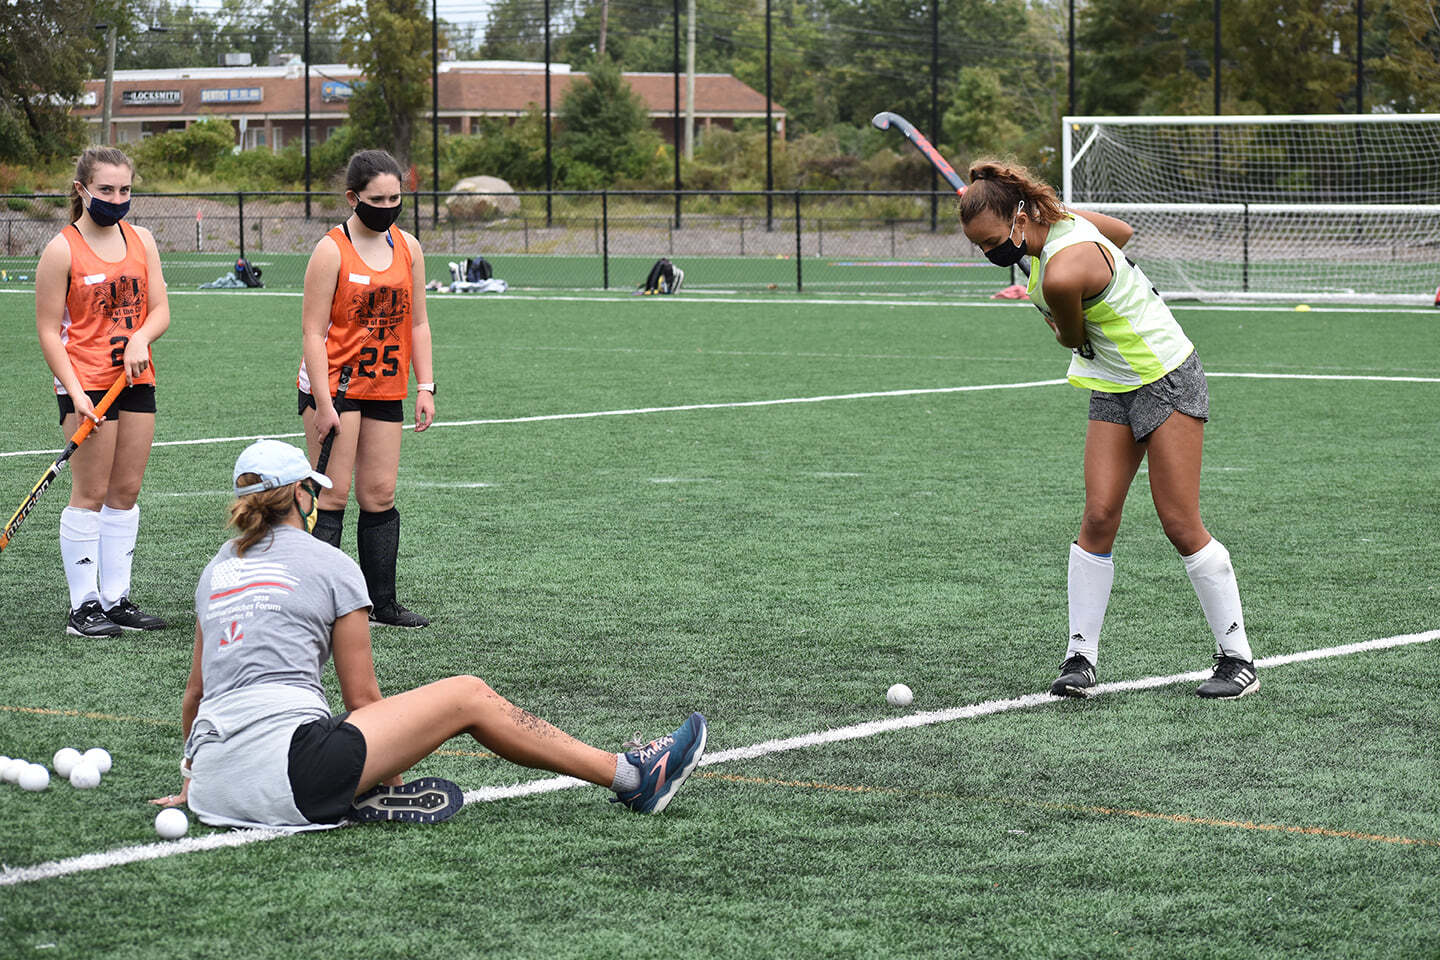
left=74, top=60, right=786, bottom=153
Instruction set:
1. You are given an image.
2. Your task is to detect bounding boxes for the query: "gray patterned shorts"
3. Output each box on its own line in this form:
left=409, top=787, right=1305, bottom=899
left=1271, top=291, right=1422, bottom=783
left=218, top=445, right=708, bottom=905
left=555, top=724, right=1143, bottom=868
left=1088, top=349, right=1209, bottom=442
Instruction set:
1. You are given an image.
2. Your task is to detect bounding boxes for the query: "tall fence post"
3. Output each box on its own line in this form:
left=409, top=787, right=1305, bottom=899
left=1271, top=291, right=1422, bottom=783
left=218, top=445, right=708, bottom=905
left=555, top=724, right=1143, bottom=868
left=237, top=192, right=245, bottom=261
left=794, top=191, right=802, bottom=293
left=412, top=191, right=421, bottom=239
left=602, top=190, right=609, bottom=290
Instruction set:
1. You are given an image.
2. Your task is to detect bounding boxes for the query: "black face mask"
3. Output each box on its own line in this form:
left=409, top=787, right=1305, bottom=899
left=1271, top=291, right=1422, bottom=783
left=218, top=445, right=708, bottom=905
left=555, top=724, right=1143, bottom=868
left=79, top=184, right=130, bottom=228
left=984, top=201, right=1028, bottom=268
left=353, top=199, right=402, bottom=233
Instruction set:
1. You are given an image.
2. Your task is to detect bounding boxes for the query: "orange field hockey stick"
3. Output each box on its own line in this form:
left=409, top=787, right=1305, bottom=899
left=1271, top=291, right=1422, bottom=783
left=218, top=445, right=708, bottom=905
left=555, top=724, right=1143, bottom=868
left=0, top=373, right=128, bottom=553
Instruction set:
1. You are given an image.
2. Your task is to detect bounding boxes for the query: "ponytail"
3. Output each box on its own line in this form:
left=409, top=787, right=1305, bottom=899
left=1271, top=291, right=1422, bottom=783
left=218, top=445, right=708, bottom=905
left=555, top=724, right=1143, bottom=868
left=958, top=159, right=1065, bottom=226
left=227, top=475, right=298, bottom=557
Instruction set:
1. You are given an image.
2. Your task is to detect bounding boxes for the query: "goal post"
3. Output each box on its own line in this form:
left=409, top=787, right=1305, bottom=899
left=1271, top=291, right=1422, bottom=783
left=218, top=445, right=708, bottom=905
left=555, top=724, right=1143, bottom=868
left=1061, top=114, right=1440, bottom=304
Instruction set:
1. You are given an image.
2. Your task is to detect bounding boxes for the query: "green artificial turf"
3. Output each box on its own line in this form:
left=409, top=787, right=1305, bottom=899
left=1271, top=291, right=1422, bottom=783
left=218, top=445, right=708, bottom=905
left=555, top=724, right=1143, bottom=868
left=0, top=291, right=1436, bottom=958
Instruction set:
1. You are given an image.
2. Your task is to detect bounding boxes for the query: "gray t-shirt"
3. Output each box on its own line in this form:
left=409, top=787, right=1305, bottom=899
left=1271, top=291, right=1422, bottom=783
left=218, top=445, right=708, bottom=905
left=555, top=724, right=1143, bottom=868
left=184, top=525, right=370, bottom=830
left=194, top=524, right=370, bottom=703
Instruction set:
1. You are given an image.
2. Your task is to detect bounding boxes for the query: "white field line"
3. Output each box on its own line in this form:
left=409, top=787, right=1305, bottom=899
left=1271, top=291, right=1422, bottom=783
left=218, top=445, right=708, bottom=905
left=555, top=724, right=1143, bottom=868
left=2, top=628, right=1435, bottom=888
left=0, top=828, right=289, bottom=886
left=6, top=287, right=1437, bottom=314
left=0, top=380, right=1063, bottom=459
left=1208, top=372, right=1440, bottom=384
left=1, top=369, right=1433, bottom=462
left=426, top=381, right=1064, bottom=431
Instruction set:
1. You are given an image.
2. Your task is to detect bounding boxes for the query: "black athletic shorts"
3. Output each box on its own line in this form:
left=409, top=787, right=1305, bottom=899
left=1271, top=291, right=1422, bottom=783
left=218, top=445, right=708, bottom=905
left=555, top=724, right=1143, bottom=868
left=288, top=711, right=368, bottom=824
left=298, top=390, right=403, bottom=423
left=56, top=384, right=156, bottom=425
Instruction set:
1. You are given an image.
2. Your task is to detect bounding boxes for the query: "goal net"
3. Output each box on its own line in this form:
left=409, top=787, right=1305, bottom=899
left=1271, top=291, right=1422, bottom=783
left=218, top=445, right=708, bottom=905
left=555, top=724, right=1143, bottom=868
left=1061, top=114, right=1440, bottom=303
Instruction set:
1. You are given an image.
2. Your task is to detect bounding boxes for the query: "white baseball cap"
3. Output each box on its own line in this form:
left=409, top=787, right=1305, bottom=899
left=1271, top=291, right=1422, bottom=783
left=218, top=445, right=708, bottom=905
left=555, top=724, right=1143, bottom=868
left=233, top=439, right=333, bottom=495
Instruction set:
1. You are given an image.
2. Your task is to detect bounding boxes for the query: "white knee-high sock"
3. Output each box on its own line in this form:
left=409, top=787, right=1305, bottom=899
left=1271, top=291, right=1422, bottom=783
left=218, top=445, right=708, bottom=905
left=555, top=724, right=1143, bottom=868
left=1067, top=542, right=1114, bottom=665
left=99, top=503, right=140, bottom=609
left=60, top=506, right=101, bottom=609
left=1182, top=537, right=1252, bottom=661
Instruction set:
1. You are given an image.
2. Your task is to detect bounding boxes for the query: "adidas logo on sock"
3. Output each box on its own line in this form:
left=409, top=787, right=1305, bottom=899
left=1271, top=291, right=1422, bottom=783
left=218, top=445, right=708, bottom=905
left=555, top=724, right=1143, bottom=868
left=1071, top=633, right=1084, bottom=642
left=75, top=557, right=95, bottom=565
left=1225, top=622, right=1239, bottom=636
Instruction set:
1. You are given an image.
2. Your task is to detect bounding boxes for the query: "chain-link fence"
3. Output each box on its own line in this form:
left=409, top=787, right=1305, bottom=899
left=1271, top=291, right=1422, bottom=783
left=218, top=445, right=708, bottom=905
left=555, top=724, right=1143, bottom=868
left=0, top=190, right=1019, bottom=297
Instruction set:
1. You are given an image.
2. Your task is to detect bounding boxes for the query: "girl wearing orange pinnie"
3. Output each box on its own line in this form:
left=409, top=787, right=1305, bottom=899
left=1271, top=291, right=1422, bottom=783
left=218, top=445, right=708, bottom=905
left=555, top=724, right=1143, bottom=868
left=298, top=150, right=435, bottom=628
left=34, top=146, right=171, bottom=638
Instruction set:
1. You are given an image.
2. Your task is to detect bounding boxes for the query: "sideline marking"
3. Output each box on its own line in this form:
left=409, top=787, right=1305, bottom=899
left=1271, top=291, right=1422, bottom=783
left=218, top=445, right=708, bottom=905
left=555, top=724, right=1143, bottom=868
left=0, top=830, right=289, bottom=886
left=1209, top=372, right=1440, bottom=384
left=0, top=380, right=1065, bottom=459
left=697, top=773, right=1440, bottom=849
left=0, top=704, right=170, bottom=726
left=2, top=370, right=1434, bottom=461
left=427, top=380, right=1066, bottom=432
left=7, top=287, right=1436, bottom=313
left=3, top=628, right=1434, bottom=888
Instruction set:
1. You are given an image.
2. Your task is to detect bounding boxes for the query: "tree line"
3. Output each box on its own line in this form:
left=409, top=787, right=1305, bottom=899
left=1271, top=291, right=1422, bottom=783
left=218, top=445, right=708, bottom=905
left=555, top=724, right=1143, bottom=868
left=2, top=0, right=1437, bottom=190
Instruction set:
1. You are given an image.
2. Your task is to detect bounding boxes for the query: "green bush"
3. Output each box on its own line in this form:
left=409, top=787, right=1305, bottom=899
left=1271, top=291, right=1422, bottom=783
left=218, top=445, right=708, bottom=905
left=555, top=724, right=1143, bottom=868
left=133, top=117, right=237, bottom=179
left=446, top=112, right=550, bottom=189
left=311, top=125, right=361, bottom=187
left=214, top=145, right=306, bottom=191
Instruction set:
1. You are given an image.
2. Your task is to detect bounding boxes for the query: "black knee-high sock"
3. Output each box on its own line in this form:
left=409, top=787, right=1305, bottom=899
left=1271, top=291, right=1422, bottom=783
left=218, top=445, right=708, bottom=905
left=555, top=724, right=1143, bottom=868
left=357, top=507, right=400, bottom=607
left=312, top=508, right=345, bottom=549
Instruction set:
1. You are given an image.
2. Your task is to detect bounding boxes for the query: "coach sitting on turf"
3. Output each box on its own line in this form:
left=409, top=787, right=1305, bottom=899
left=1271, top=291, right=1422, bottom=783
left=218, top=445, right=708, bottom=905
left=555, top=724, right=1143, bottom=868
left=152, top=439, right=706, bottom=828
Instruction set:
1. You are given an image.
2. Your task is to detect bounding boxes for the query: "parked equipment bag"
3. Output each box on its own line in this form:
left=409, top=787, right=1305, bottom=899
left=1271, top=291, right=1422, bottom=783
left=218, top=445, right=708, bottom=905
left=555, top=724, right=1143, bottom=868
left=234, top=258, right=264, bottom=288
left=638, top=258, right=684, bottom=295
left=465, top=257, right=493, bottom=282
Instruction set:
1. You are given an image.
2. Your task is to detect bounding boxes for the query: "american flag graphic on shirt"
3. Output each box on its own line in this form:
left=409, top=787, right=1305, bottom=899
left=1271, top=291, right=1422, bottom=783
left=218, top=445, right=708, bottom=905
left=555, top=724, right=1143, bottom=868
left=207, top=556, right=300, bottom=614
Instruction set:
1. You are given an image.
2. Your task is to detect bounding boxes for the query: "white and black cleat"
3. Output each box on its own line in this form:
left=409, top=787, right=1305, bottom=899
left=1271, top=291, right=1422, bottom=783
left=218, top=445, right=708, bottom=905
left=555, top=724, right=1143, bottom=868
left=1050, top=652, right=1097, bottom=698
left=1195, top=655, right=1259, bottom=699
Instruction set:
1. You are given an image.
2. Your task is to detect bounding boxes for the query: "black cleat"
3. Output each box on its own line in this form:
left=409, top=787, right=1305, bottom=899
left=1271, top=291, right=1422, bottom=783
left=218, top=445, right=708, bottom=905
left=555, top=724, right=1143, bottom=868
left=369, top=601, right=430, bottom=629
left=350, top=776, right=463, bottom=824
left=104, top=598, right=169, bottom=631
left=1050, top=653, right=1097, bottom=698
left=1195, top=655, right=1259, bottom=699
left=67, top=600, right=122, bottom=638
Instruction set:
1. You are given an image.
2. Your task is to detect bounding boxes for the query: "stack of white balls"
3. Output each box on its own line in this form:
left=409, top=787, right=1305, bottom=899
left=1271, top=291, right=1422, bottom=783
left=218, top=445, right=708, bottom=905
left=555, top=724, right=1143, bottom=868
left=2, top=744, right=189, bottom=839
left=52, top=746, right=111, bottom=788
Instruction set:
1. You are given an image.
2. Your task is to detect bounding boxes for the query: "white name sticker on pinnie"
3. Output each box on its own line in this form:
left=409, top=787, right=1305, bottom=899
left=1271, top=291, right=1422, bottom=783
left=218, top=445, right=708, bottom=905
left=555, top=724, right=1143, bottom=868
left=348, top=273, right=371, bottom=285
left=83, top=273, right=107, bottom=285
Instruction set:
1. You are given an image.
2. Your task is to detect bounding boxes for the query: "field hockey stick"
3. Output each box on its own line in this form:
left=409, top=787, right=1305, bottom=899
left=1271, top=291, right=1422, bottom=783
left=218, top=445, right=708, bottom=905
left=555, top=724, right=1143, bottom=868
left=1, top=372, right=127, bottom=554
left=871, top=111, right=1031, bottom=277
left=302, top=364, right=351, bottom=533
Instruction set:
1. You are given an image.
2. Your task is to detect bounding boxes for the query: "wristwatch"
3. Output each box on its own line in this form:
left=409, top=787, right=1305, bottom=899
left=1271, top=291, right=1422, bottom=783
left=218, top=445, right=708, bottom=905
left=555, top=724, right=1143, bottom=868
left=417, top=382, right=437, bottom=396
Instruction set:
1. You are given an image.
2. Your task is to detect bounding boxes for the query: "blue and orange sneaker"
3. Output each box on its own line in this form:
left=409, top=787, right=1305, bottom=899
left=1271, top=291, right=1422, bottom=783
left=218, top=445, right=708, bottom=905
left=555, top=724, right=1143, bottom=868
left=614, top=712, right=707, bottom=814
left=350, top=776, right=463, bottom=824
